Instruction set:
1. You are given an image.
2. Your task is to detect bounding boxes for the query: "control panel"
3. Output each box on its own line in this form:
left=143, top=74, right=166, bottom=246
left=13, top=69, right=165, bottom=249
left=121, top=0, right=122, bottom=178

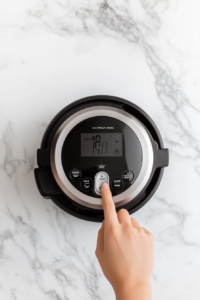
left=68, top=168, right=135, bottom=196
left=61, top=116, right=143, bottom=197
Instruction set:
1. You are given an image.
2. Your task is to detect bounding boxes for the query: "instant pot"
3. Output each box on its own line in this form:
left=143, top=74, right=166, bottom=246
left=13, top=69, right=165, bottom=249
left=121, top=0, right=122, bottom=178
left=34, top=95, right=169, bottom=222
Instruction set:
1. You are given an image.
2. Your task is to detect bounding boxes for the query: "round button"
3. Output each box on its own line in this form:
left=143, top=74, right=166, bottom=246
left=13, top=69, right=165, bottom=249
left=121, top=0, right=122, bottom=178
left=112, top=178, right=123, bottom=191
left=94, top=171, right=109, bottom=195
left=69, top=168, right=82, bottom=180
left=122, top=170, right=134, bottom=182
left=80, top=177, right=93, bottom=192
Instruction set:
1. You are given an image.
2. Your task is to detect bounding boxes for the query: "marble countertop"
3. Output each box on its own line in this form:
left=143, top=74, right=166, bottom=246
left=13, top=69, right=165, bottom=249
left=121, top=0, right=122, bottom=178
left=0, top=1, right=200, bottom=299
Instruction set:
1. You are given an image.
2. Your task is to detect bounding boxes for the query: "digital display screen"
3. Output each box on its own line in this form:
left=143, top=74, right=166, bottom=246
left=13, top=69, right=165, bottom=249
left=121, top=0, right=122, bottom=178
left=81, top=133, right=122, bottom=157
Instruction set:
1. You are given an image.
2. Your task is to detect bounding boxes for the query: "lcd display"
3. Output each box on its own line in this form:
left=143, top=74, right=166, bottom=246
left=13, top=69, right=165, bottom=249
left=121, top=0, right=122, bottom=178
left=81, top=133, right=122, bottom=157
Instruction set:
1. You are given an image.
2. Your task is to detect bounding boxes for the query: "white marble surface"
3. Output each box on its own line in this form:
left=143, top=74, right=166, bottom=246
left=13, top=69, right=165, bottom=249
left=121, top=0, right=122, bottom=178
left=0, top=0, right=200, bottom=299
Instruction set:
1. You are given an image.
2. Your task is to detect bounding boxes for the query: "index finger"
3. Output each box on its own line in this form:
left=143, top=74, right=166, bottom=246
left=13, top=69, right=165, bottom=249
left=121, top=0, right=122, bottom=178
left=101, top=183, right=119, bottom=226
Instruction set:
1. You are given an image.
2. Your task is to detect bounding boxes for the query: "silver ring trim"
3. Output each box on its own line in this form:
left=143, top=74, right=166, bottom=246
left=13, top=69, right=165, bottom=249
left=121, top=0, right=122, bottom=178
left=50, top=106, right=154, bottom=210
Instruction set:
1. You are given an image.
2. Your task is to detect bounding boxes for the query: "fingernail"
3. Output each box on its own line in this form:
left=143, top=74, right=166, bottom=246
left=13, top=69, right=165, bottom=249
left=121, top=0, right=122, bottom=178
left=102, top=183, right=109, bottom=189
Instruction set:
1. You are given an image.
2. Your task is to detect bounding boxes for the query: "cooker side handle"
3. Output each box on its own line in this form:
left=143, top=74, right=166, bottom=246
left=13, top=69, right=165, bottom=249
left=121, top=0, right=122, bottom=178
left=152, top=140, right=169, bottom=169
left=34, top=168, right=61, bottom=198
left=154, top=148, right=169, bottom=169
left=37, top=148, right=51, bottom=167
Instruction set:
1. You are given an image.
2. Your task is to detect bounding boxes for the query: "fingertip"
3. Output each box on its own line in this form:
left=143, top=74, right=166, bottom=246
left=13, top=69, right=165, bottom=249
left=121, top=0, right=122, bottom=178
left=101, top=182, right=109, bottom=190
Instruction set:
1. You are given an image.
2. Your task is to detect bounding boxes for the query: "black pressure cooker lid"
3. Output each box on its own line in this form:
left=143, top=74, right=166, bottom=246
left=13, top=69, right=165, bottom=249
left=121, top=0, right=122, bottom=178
left=34, top=95, right=169, bottom=222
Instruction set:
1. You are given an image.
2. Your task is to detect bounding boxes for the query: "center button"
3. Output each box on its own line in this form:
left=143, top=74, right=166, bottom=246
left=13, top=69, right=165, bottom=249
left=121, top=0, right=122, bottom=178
left=94, top=172, right=109, bottom=196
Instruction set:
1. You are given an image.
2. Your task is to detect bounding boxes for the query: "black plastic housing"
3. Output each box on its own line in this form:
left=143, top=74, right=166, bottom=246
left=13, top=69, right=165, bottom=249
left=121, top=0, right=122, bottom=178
left=34, top=95, right=169, bottom=222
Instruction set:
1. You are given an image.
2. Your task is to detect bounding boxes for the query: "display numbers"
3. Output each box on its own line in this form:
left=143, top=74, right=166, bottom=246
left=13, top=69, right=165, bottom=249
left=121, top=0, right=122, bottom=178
left=81, top=133, right=122, bottom=157
left=92, top=135, right=108, bottom=155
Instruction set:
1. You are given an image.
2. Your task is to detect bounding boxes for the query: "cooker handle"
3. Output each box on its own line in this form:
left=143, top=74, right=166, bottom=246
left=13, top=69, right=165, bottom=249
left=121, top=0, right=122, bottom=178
left=154, top=148, right=169, bottom=169
left=34, top=168, right=61, bottom=198
left=37, top=148, right=51, bottom=167
left=152, top=140, right=169, bottom=169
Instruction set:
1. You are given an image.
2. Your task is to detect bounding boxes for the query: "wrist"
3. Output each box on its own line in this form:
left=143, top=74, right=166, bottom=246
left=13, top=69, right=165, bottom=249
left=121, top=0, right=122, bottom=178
left=115, top=281, right=151, bottom=300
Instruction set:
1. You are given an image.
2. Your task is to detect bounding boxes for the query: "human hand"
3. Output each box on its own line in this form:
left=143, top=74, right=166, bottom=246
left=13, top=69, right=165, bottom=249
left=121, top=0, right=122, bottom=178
left=95, top=183, right=154, bottom=300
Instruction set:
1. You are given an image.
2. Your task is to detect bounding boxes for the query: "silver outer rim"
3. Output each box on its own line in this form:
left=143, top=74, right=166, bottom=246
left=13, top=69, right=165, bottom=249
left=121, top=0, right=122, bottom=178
left=50, top=106, right=154, bottom=210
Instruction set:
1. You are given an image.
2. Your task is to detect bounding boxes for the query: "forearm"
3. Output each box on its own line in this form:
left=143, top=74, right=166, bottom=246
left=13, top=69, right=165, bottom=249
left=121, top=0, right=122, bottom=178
left=115, top=283, right=152, bottom=300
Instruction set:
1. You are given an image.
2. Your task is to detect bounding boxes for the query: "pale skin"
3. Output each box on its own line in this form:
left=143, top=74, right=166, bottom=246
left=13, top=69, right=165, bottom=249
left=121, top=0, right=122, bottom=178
left=95, top=183, right=154, bottom=300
